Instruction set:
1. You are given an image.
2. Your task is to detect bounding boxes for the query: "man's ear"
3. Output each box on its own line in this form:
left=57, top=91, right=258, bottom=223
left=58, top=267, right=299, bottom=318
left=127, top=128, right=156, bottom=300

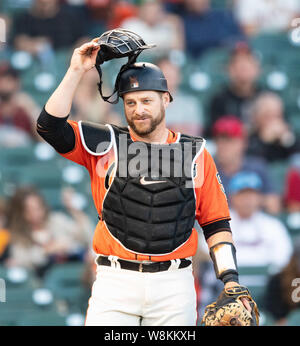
left=162, top=92, right=170, bottom=108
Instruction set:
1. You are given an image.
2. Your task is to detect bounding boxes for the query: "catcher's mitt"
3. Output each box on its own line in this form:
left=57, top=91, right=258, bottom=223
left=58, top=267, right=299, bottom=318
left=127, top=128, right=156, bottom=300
left=201, top=285, right=260, bottom=326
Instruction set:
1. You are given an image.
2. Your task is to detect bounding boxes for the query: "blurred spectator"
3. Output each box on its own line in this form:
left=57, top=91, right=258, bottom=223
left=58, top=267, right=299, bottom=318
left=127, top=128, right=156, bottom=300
left=0, top=13, right=11, bottom=57
left=284, top=156, right=300, bottom=213
left=194, top=171, right=288, bottom=318
left=213, top=115, right=281, bottom=215
left=85, top=0, right=137, bottom=32
left=229, top=171, right=293, bottom=272
left=181, top=0, right=245, bottom=58
left=12, top=0, right=89, bottom=54
left=156, top=57, right=204, bottom=136
left=163, top=0, right=185, bottom=15
left=263, top=236, right=300, bottom=325
left=0, top=62, right=40, bottom=119
left=0, top=198, right=10, bottom=263
left=121, top=0, right=184, bottom=57
left=70, top=68, right=122, bottom=125
left=5, top=186, right=93, bottom=278
left=81, top=248, right=97, bottom=292
left=85, top=0, right=114, bottom=26
left=193, top=241, right=223, bottom=320
left=0, top=0, right=32, bottom=13
left=247, top=92, right=300, bottom=162
left=233, top=0, right=300, bottom=36
left=108, top=0, right=138, bottom=29
left=0, top=63, right=39, bottom=146
left=207, top=42, right=263, bottom=137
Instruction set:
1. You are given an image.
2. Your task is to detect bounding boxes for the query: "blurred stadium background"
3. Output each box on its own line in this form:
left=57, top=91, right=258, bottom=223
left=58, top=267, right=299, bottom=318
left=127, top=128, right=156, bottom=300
left=1, top=0, right=300, bottom=326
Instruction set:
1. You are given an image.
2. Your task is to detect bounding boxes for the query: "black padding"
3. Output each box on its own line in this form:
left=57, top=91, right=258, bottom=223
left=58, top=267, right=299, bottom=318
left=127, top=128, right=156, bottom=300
left=80, top=121, right=112, bottom=155
left=36, top=107, right=75, bottom=154
left=101, top=126, right=205, bottom=255
left=202, top=219, right=231, bottom=240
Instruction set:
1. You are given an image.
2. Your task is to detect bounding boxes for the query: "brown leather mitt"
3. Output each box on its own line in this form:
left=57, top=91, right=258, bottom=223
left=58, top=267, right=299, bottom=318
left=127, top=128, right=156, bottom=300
left=201, top=285, right=260, bottom=326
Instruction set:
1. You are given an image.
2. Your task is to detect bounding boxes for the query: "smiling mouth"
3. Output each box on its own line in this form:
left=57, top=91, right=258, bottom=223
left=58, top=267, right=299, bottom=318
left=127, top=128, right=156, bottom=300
left=134, top=117, right=150, bottom=121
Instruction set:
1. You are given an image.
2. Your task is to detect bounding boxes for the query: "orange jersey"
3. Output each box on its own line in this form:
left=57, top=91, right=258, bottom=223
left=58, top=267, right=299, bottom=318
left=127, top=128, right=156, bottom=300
left=60, top=120, right=230, bottom=261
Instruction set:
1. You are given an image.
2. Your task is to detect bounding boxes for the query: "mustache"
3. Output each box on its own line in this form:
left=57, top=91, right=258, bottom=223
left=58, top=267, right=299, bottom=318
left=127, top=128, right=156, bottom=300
left=133, top=114, right=151, bottom=120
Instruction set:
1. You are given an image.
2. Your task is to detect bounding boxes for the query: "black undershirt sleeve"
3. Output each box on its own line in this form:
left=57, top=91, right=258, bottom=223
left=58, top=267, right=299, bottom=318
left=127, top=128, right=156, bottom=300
left=36, top=107, right=75, bottom=154
left=201, top=219, right=231, bottom=241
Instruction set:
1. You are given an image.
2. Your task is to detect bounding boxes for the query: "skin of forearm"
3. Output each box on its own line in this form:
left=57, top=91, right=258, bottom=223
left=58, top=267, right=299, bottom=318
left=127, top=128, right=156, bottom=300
left=45, top=67, right=85, bottom=118
left=206, top=231, right=234, bottom=249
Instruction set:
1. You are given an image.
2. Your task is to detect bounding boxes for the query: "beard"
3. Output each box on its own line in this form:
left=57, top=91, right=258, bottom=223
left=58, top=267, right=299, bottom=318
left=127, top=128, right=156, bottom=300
left=126, top=104, right=165, bottom=136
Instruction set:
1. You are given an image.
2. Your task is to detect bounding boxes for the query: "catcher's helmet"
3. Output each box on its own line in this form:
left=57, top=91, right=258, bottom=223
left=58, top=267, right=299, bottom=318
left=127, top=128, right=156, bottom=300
left=96, top=28, right=155, bottom=65
left=95, top=28, right=158, bottom=104
left=117, top=62, right=173, bottom=101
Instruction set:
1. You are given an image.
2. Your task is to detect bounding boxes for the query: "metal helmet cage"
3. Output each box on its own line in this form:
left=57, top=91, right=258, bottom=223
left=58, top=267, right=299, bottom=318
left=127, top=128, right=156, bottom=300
left=95, top=28, right=156, bottom=104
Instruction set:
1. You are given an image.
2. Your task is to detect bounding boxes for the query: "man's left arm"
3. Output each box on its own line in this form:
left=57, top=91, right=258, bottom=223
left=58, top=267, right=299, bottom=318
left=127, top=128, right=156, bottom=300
left=195, top=149, right=255, bottom=316
left=206, top=230, right=252, bottom=312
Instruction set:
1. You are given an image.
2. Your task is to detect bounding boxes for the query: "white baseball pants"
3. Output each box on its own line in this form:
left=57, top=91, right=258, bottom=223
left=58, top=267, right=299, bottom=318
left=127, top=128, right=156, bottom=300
left=85, top=257, right=197, bottom=326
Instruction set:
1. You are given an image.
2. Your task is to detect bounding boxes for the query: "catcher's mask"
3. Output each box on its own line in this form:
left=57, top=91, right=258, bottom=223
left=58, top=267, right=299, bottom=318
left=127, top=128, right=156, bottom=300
left=95, top=28, right=157, bottom=104
left=118, top=62, right=173, bottom=102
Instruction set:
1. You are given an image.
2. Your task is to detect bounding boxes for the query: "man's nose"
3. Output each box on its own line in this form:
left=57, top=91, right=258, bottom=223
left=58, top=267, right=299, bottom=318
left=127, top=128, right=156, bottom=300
left=135, top=102, right=146, bottom=115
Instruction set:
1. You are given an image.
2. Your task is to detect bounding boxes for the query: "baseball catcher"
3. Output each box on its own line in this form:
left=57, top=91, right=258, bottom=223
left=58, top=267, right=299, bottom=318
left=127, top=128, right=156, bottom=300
left=37, top=28, right=260, bottom=326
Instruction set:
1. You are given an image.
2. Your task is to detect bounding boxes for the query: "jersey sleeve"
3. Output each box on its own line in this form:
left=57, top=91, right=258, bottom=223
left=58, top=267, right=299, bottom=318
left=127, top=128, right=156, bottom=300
left=195, top=148, right=231, bottom=227
left=59, top=120, right=88, bottom=167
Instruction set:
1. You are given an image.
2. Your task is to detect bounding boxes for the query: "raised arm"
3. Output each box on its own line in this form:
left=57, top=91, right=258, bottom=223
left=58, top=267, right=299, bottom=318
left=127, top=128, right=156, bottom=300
left=36, top=39, right=100, bottom=153
left=45, top=38, right=100, bottom=117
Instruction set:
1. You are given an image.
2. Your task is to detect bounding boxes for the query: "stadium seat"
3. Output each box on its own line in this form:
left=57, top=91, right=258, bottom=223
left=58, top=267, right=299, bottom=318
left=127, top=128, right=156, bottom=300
left=18, top=162, right=63, bottom=189
left=238, top=265, right=270, bottom=307
left=0, top=305, right=23, bottom=326
left=43, top=262, right=89, bottom=311
left=280, top=212, right=300, bottom=239
left=39, top=187, right=64, bottom=210
left=17, top=309, right=67, bottom=326
left=287, top=113, right=300, bottom=137
left=210, top=0, right=228, bottom=9
left=0, top=265, right=63, bottom=326
left=258, top=309, right=275, bottom=326
left=286, top=309, right=300, bottom=326
left=5, top=286, right=36, bottom=308
left=0, top=265, right=36, bottom=289
left=197, top=47, right=230, bottom=75
left=268, top=161, right=289, bottom=195
left=250, top=33, right=293, bottom=66
left=0, top=145, right=37, bottom=168
left=0, top=286, right=38, bottom=325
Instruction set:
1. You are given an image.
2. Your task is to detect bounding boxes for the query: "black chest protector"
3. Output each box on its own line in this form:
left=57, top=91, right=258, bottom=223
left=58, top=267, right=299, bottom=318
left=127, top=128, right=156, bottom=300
left=80, top=122, right=204, bottom=256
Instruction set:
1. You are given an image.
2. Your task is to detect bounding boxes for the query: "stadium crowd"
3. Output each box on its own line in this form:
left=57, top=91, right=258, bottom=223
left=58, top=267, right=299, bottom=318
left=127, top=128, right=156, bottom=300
left=1, top=0, right=300, bottom=326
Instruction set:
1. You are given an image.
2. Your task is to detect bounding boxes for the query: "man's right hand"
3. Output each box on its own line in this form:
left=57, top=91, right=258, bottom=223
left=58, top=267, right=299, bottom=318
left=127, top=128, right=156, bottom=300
left=69, top=38, right=101, bottom=74
left=44, top=38, right=101, bottom=118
